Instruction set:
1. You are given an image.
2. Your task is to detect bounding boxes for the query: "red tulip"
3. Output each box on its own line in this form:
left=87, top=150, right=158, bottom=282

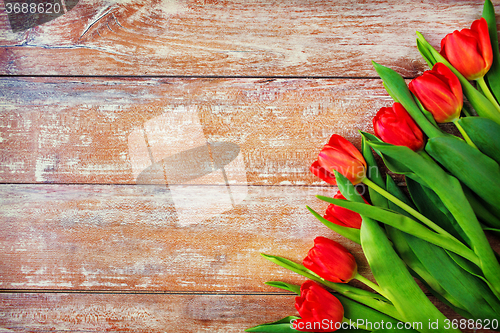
left=440, top=18, right=493, bottom=81
left=408, top=63, right=463, bottom=123
left=303, top=236, right=358, bottom=283
left=293, top=280, right=344, bottom=332
left=373, top=102, right=425, bottom=150
left=323, top=191, right=369, bottom=229
left=311, top=135, right=367, bottom=185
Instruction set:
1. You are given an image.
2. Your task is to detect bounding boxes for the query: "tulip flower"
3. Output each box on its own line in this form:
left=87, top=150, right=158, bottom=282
left=311, top=135, right=366, bottom=185
left=303, top=236, right=357, bottom=283
left=373, top=102, right=426, bottom=150
left=409, top=63, right=463, bottom=123
left=440, top=18, right=493, bottom=81
left=323, top=191, right=369, bottom=229
left=293, top=280, right=344, bottom=332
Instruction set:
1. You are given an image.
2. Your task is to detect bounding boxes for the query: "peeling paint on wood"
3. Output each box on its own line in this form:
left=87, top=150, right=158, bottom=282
left=0, top=183, right=372, bottom=291
left=0, top=77, right=392, bottom=184
left=0, top=293, right=492, bottom=333
left=0, top=0, right=498, bottom=76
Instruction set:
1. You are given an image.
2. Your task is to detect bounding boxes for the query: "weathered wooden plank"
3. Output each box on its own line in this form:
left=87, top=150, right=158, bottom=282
left=0, top=77, right=392, bottom=185
left=0, top=183, right=373, bottom=291
left=0, top=0, right=498, bottom=76
left=0, top=293, right=495, bottom=333
left=0, top=293, right=294, bottom=332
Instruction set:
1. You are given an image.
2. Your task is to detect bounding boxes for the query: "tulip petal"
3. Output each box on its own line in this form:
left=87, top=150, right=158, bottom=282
left=433, top=63, right=463, bottom=107
left=307, top=206, right=361, bottom=244
left=310, top=161, right=336, bottom=185
left=328, top=135, right=366, bottom=167
left=440, top=19, right=492, bottom=80
left=318, top=146, right=366, bottom=184
left=472, top=18, right=493, bottom=70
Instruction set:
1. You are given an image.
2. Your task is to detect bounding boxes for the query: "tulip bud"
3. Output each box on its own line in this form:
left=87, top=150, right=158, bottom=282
left=293, top=280, right=344, bottom=332
left=303, top=236, right=357, bottom=283
left=408, top=63, right=463, bottom=123
left=311, top=135, right=367, bottom=185
left=323, top=191, right=368, bottom=229
left=440, top=18, right=493, bottom=81
left=373, top=102, right=425, bottom=151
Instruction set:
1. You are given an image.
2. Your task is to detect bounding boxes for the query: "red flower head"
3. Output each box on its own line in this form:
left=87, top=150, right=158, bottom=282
left=373, top=102, right=425, bottom=150
left=293, top=280, right=344, bottom=332
left=303, top=236, right=358, bottom=283
left=323, top=191, right=369, bottom=229
left=440, top=18, right=493, bottom=81
left=408, top=63, right=463, bottom=123
left=311, top=135, right=367, bottom=185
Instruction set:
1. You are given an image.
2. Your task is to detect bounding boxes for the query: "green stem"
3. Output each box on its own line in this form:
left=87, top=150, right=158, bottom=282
left=477, top=76, right=500, bottom=113
left=363, top=178, right=457, bottom=239
left=354, top=273, right=390, bottom=300
left=453, top=119, right=478, bottom=149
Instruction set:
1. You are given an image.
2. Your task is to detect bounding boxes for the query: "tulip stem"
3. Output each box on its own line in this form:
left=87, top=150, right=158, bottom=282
left=477, top=76, right=500, bottom=113
left=362, top=178, right=458, bottom=240
left=354, top=273, right=390, bottom=300
left=453, top=119, right=479, bottom=149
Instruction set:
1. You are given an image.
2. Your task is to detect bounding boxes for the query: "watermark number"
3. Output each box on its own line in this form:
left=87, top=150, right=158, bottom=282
left=5, top=2, right=61, bottom=14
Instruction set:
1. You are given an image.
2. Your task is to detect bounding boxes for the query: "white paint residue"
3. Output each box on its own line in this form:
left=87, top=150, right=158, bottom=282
left=66, top=157, right=80, bottom=167
left=98, top=105, right=121, bottom=122
left=157, top=0, right=188, bottom=15
left=79, top=135, right=93, bottom=147
left=4, top=161, right=25, bottom=173
left=35, top=156, right=58, bottom=182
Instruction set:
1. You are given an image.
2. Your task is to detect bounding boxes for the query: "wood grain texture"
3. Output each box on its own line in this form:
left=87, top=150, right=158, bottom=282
left=0, top=0, right=498, bottom=76
left=0, top=183, right=373, bottom=291
left=0, top=293, right=497, bottom=333
left=0, top=77, right=393, bottom=185
left=2, top=0, right=500, bottom=331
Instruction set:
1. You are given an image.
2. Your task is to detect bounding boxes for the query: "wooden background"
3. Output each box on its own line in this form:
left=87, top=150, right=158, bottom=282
left=1, top=0, right=499, bottom=331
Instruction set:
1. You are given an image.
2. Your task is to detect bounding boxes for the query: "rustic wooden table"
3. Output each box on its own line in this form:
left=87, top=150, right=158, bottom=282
left=1, top=0, right=499, bottom=332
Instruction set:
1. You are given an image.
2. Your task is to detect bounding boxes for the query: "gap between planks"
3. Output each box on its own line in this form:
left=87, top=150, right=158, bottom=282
left=0, top=289, right=293, bottom=296
left=0, top=75, right=388, bottom=80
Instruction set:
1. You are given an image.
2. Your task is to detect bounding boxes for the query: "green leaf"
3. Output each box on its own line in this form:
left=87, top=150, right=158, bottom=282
left=462, top=185, right=500, bottom=229
left=317, top=197, right=478, bottom=265
left=382, top=177, right=471, bottom=318
left=425, top=135, right=500, bottom=209
left=445, top=251, right=500, bottom=317
left=306, top=206, right=361, bottom=244
left=360, top=132, right=417, bottom=177
left=366, top=138, right=500, bottom=297
left=265, top=281, right=301, bottom=295
left=246, top=316, right=299, bottom=332
left=337, top=295, right=400, bottom=328
left=334, top=172, right=462, bottom=333
left=361, top=133, right=389, bottom=208
left=361, top=134, right=385, bottom=189
left=416, top=37, right=435, bottom=69
left=483, top=0, right=500, bottom=103
left=414, top=93, right=439, bottom=128
left=406, top=177, right=470, bottom=245
left=457, top=117, right=500, bottom=165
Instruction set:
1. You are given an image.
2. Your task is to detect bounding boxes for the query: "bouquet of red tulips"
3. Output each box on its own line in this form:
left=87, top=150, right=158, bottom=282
left=247, top=1, right=500, bottom=332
